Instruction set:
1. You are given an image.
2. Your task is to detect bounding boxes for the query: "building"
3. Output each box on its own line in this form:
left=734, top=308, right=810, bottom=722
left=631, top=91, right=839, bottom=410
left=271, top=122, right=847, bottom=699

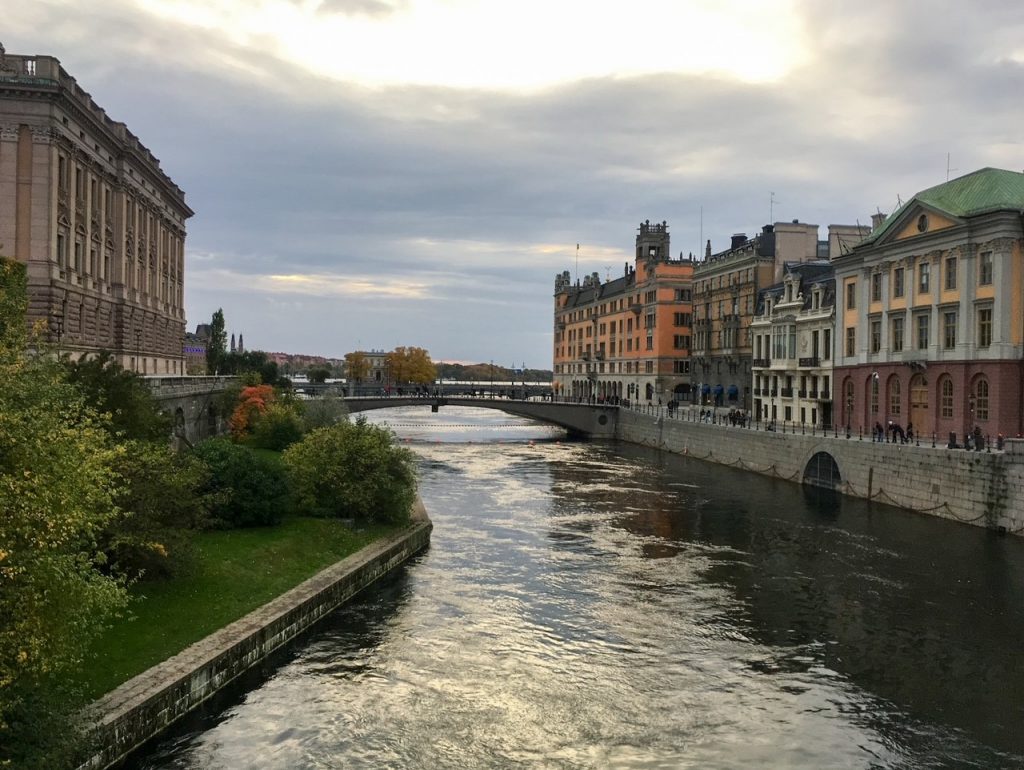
left=691, top=220, right=864, bottom=411
left=553, top=220, right=695, bottom=403
left=183, top=324, right=208, bottom=375
left=750, top=261, right=836, bottom=428
left=0, top=44, right=192, bottom=373
left=832, top=167, right=1024, bottom=443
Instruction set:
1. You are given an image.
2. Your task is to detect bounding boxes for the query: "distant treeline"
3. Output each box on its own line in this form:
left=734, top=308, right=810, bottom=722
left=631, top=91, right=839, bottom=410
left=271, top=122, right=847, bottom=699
left=436, top=362, right=552, bottom=382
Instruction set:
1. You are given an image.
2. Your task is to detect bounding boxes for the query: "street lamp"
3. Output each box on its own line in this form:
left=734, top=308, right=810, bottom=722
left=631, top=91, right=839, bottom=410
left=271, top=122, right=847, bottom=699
left=846, top=395, right=853, bottom=438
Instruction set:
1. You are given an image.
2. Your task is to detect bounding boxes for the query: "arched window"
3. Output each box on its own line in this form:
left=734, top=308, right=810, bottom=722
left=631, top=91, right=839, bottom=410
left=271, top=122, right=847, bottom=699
left=975, top=378, right=990, bottom=420
left=889, top=376, right=901, bottom=416
left=844, top=379, right=855, bottom=422
left=870, top=375, right=879, bottom=414
left=940, top=377, right=954, bottom=418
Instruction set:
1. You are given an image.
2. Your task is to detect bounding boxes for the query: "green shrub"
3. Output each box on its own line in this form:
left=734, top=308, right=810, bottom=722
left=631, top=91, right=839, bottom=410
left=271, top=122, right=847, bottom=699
left=302, top=395, right=348, bottom=431
left=194, top=439, right=289, bottom=527
left=251, top=402, right=305, bottom=451
left=103, top=440, right=210, bottom=580
left=283, top=417, right=416, bottom=523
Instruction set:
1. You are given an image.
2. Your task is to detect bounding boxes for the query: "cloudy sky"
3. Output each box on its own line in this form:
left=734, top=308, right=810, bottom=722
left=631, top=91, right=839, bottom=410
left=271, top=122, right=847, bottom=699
left=6, top=1, right=1024, bottom=366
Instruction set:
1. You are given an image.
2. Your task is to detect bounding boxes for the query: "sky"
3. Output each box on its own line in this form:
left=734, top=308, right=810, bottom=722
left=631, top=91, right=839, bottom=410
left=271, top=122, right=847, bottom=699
left=6, top=1, right=1024, bottom=366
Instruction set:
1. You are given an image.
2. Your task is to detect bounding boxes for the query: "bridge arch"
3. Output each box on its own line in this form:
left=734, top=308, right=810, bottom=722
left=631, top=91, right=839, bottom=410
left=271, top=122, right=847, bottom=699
left=803, top=450, right=841, bottom=490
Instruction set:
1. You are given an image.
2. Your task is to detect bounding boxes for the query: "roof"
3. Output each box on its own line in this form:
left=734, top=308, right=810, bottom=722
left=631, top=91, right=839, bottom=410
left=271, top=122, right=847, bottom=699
left=861, top=167, right=1024, bottom=246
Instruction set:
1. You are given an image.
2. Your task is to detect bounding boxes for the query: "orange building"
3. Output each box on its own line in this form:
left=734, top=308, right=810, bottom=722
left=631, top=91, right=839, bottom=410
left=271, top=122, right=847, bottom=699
left=553, top=221, right=694, bottom=404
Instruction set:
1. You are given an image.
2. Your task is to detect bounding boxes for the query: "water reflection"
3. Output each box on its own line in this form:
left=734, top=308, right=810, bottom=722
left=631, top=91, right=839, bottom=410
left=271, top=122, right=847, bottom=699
left=132, top=406, right=1024, bottom=769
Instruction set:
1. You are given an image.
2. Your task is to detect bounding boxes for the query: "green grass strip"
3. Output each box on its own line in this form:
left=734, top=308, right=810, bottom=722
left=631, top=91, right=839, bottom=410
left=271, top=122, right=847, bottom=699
left=76, top=516, right=396, bottom=700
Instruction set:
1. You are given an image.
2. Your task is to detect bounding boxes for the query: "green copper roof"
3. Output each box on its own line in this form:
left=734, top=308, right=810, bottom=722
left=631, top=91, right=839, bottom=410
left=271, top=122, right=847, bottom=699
left=861, top=167, right=1024, bottom=246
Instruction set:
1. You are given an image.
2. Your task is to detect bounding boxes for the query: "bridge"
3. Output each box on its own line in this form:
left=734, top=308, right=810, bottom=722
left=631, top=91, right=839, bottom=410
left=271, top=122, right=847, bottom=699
left=342, top=396, right=617, bottom=439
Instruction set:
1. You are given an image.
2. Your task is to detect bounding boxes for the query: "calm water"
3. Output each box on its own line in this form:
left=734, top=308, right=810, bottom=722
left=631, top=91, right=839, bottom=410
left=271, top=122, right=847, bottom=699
left=132, top=406, right=1024, bottom=769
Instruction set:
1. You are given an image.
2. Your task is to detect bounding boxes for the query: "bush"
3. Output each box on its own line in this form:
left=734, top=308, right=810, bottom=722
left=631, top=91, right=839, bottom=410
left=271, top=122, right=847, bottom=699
left=302, top=396, right=347, bottom=431
left=283, top=417, right=416, bottom=523
left=103, top=440, right=211, bottom=580
left=194, top=439, right=289, bottom=527
left=251, top=402, right=305, bottom=451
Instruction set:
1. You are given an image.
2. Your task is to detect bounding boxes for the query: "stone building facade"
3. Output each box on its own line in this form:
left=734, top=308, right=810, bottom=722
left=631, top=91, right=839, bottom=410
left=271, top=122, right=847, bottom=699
left=750, top=261, right=836, bottom=428
left=553, top=221, right=695, bottom=403
left=691, top=221, right=863, bottom=411
left=0, top=44, right=192, bottom=373
left=831, top=167, right=1024, bottom=444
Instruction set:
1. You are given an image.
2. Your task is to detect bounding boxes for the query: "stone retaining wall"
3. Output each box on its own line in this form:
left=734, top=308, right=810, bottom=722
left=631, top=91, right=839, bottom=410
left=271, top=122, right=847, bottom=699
left=82, top=501, right=432, bottom=769
left=617, top=408, right=1024, bottom=533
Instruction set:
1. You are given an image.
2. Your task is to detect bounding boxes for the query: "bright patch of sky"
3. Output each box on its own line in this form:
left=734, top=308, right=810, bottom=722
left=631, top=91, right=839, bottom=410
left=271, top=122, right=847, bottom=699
left=136, top=0, right=808, bottom=89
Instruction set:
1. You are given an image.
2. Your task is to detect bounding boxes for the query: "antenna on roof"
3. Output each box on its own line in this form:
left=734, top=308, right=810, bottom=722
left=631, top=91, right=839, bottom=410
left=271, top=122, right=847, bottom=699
left=946, top=152, right=957, bottom=181
left=770, top=191, right=777, bottom=223
left=575, top=243, right=579, bottom=284
left=699, top=206, right=703, bottom=262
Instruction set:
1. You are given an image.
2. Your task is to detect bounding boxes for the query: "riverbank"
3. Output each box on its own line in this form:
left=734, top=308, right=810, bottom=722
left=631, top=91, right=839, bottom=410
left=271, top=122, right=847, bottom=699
left=80, top=500, right=432, bottom=770
left=616, top=406, right=1023, bottom=534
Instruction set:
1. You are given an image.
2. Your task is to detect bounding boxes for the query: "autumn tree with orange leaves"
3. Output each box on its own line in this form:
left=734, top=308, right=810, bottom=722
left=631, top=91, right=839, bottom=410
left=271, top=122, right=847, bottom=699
left=229, top=384, right=276, bottom=437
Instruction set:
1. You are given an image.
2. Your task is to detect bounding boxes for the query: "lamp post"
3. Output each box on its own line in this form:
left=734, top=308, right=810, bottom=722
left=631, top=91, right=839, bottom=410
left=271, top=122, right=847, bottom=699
left=846, top=395, right=853, bottom=438
left=489, top=359, right=494, bottom=398
left=968, top=392, right=976, bottom=443
left=53, top=317, right=64, bottom=353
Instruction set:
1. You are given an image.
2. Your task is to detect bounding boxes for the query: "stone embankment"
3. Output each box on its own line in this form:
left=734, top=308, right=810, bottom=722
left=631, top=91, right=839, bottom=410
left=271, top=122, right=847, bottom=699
left=82, top=501, right=432, bottom=770
left=617, top=407, right=1023, bottom=534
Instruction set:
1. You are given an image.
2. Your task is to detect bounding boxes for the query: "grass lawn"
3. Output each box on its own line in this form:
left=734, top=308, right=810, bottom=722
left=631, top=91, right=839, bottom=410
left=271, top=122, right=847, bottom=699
left=76, top=516, right=397, bottom=701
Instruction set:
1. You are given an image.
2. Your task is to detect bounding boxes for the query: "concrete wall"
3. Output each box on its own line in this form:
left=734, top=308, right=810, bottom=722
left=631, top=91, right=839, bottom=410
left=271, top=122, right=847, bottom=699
left=82, top=502, right=432, bottom=770
left=616, top=408, right=1024, bottom=533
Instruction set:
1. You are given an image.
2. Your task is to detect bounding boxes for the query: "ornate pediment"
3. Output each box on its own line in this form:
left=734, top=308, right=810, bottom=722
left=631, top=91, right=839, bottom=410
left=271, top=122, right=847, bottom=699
left=880, top=203, right=960, bottom=244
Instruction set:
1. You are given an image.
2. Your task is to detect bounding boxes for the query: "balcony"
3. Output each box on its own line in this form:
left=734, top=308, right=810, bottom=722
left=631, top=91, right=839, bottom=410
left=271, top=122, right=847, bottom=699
left=818, top=393, right=832, bottom=402
left=595, top=350, right=605, bottom=360
left=629, top=303, right=642, bottom=314
left=581, top=352, right=591, bottom=361
left=798, top=356, right=820, bottom=367
left=807, top=390, right=817, bottom=399
left=781, top=387, right=794, bottom=397
left=770, top=388, right=778, bottom=397
left=798, top=389, right=807, bottom=398
left=723, top=314, right=740, bottom=324
left=752, top=358, right=770, bottom=368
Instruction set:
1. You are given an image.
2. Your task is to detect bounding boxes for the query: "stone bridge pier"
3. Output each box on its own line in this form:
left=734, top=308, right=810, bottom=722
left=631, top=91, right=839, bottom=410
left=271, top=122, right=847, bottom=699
left=144, top=376, right=235, bottom=447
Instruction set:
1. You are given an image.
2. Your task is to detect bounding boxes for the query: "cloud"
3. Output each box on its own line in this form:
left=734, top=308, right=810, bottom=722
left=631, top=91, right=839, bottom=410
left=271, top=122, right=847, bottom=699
left=4, top=0, right=1023, bottom=362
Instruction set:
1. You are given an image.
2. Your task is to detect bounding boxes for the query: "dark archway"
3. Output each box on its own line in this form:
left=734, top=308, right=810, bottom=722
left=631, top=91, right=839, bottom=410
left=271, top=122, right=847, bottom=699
left=803, top=451, right=841, bottom=490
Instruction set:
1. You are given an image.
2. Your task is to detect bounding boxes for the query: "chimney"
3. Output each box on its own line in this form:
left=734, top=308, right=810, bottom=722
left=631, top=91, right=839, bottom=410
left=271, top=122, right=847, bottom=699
left=871, top=212, right=887, bottom=230
left=730, top=233, right=747, bottom=250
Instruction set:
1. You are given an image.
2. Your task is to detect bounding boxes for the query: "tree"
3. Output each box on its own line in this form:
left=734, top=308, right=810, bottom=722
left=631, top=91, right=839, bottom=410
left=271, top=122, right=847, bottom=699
left=205, top=308, right=227, bottom=375
left=66, top=351, right=172, bottom=442
left=194, top=439, right=289, bottom=527
left=220, top=349, right=279, bottom=386
left=251, top=402, right=305, bottom=451
left=307, top=366, right=330, bottom=384
left=228, top=384, right=276, bottom=437
left=344, top=351, right=369, bottom=383
left=0, top=258, right=128, bottom=765
left=386, top=346, right=435, bottom=385
left=282, top=417, right=417, bottom=524
left=103, top=440, right=210, bottom=580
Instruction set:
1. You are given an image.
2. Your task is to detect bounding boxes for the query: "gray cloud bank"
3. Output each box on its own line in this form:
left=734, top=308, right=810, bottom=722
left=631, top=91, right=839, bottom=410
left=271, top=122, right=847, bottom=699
left=6, top=0, right=1023, bottom=363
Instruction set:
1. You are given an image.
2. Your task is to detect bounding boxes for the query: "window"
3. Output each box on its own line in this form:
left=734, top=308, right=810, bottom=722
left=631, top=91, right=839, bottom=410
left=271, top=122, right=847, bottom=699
left=673, top=335, right=690, bottom=349
left=890, top=378, right=901, bottom=416
left=870, top=319, right=881, bottom=353
left=823, top=329, right=831, bottom=360
left=941, top=378, right=954, bottom=418
left=56, top=233, right=67, bottom=268
left=945, top=255, right=957, bottom=290
left=673, top=360, right=690, bottom=374
left=646, top=336, right=653, bottom=351
left=871, top=377, right=879, bottom=414
left=978, top=307, right=992, bottom=348
left=916, top=314, right=929, bottom=349
left=673, top=312, right=691, bottom=326
left=918, top=262, right=930, bottom=293
left=845, top=326, right=856, bottom=357
left=888, top=317, right=903, bottom=352
left=846, top=281, right=856, bottom=310
left=974, top=379, right=990, bottom=420
left=845, top=380, right=855, bottom=420
left=943, top=311, right=957, bottom=349
left=674, top=289, right=692, bottom=301
left=871, top=273, right=881, bottom=302
left=979, top=251, right=993, bottom=285
left=645, top=360, right=654, bottom=374
left=893, top=267, right=905, bottom=298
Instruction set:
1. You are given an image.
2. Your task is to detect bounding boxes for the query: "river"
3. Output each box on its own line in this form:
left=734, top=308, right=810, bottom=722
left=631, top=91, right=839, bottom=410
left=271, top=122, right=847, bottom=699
left=132, top=406, right=1024, bottom=769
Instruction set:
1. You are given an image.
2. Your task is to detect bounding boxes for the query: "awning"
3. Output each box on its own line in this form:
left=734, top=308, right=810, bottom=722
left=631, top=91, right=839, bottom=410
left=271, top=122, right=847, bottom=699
left=727, top=384, right=739, bottom=396
left=713, top=384, right=724, bottom=395
left=702, top=384, right=711, bottom=394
